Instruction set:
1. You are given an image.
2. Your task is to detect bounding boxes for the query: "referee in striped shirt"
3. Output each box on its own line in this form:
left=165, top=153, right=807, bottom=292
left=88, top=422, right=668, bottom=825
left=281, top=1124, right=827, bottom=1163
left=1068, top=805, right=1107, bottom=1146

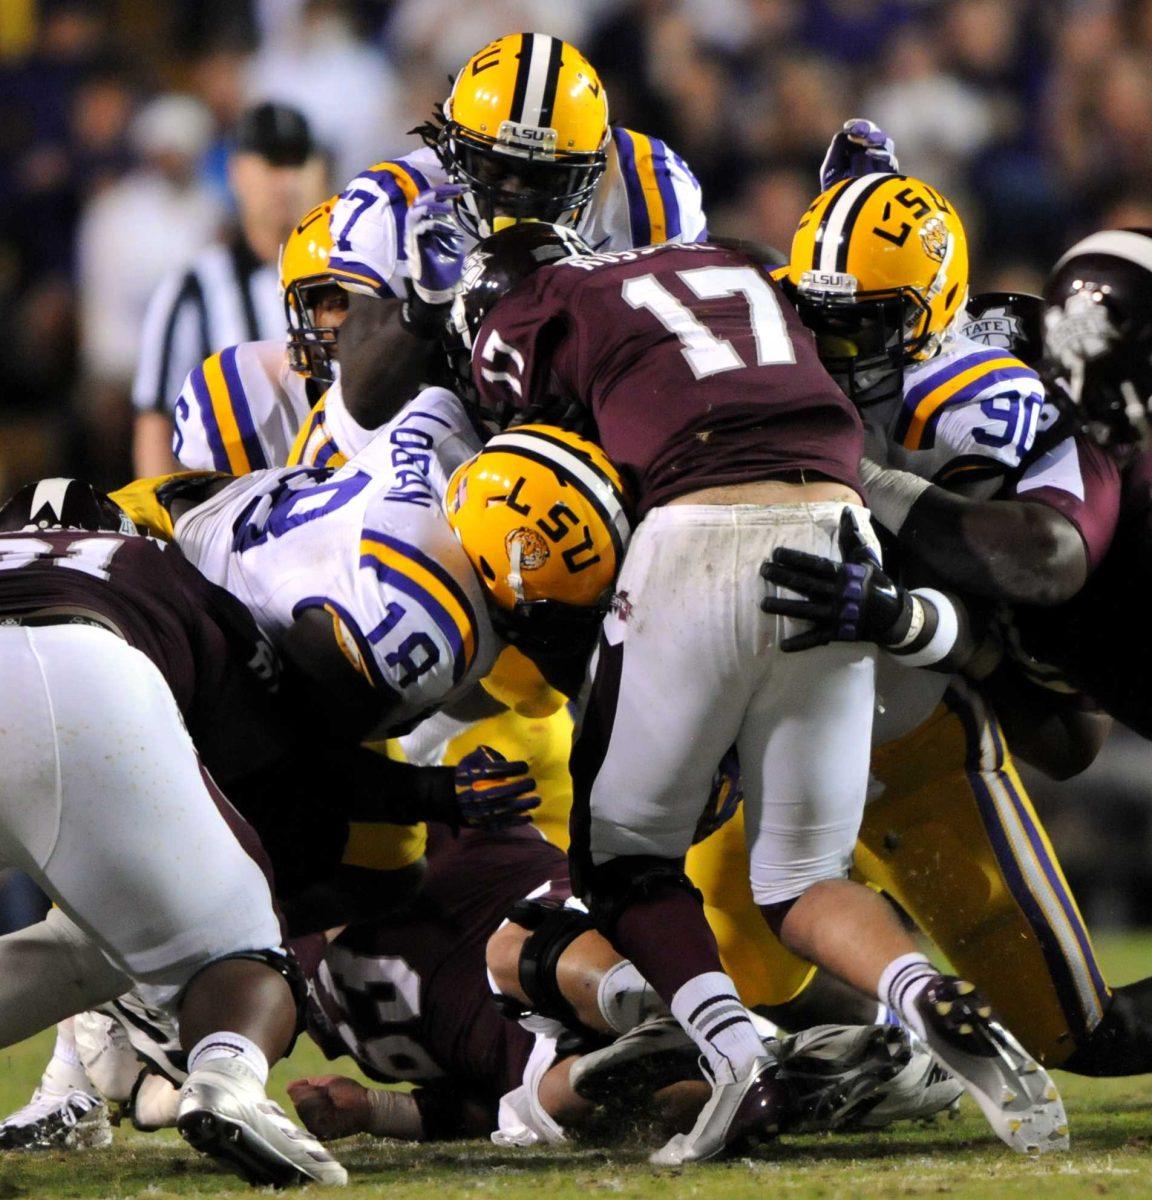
left=132, top=102, right=329, bottom=475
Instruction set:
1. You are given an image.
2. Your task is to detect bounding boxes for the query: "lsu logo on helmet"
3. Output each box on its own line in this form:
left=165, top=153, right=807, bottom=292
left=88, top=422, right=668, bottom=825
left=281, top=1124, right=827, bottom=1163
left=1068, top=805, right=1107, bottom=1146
left=446, top=424, right=630, bottom=611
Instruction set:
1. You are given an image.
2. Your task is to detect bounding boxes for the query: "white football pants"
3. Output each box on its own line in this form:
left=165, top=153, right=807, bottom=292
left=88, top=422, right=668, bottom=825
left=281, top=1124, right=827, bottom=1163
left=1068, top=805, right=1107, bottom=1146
left=0, top=624, right=282, bottom=1034
left=579, top=502, right=877, bottom=906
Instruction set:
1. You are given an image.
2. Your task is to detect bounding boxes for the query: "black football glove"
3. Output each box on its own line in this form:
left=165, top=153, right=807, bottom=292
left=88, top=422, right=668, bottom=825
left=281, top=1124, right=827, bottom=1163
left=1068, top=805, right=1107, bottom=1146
left=453, top=745, right=541, bottom=831
left=760, top=508, right=913, bottom=652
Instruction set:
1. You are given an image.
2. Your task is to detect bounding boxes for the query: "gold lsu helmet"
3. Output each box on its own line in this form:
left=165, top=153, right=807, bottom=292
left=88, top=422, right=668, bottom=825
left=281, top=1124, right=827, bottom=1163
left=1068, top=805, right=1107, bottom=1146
left=787, top=173, right=969, bottom=405
left=426, top=32, right=610, bottom=238
left=445, top=424, right=630, bottom=642
left=280, top=195, right=355, bottom=384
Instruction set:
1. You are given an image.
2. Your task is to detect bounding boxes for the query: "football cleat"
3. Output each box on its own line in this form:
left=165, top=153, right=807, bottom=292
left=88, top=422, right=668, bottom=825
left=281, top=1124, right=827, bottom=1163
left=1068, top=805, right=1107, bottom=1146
left=176, top=1058, right=347, bottom=1187
left=649, top=1055, right=786, bottom=1166
left=775, top=1023, right=962, bottom=1132
left=911, top=975, right=1069, bottom=1154
left=0, top=1087, right=111, bottom=1151
left=570, top=1016, right=702, bottom=1103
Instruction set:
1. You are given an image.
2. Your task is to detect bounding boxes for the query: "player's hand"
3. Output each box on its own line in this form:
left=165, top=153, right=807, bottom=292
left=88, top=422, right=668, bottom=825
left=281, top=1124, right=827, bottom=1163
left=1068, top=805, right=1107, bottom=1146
left=454, top=745, right=541, bottom=830
left=819, top=119, right=899, bottom=191
left=760, top=508, right=911, bottom=651
left=404, top=184, right=467, bottom=305
left=287, top=1075, right=375, bottom=1140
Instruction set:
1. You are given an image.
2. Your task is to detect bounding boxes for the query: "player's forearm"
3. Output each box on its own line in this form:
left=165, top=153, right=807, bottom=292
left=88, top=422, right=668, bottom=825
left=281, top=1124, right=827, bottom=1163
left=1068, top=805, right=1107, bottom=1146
left=863, top=460, right=1088, bottom=606
left=338, top=293, right=441, bottom=429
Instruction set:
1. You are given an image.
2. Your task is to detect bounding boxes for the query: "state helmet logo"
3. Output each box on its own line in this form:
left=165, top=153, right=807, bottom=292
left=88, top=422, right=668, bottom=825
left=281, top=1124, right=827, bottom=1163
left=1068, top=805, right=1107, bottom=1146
left=505, top=527, right=550, bottom=570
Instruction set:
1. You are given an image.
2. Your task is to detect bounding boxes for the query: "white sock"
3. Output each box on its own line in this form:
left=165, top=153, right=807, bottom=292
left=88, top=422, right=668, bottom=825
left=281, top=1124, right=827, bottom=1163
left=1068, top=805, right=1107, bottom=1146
left=878, top=953, right=936, bottom=1039
left=187, top=1033, right=269, bottom=1086
left=41, top=1018, right=93, bottom=1095
left=670, top=972, right=766, bottom=1085
left=596, top=961, right=669, bottom=1034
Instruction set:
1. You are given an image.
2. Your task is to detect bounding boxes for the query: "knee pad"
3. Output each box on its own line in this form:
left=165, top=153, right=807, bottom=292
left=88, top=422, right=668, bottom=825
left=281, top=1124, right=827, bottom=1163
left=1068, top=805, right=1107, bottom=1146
left=502, top=899, right=595, bottom=1033
left=583, top=855, right=702, bottom=940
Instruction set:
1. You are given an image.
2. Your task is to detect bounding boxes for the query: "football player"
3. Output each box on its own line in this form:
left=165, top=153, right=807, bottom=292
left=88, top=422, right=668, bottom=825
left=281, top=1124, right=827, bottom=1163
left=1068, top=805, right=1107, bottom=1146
left=445, top=221, right=1067, bottom=1163
left=289, top=821, right=953, bottom=1147
left=0, top=480, right=346, bottom=1187
left=756, top=186, right=1152, bottom=1076
left=324, top=32, right=707, bottom=431
left=172, top=196, right=351, bottom=475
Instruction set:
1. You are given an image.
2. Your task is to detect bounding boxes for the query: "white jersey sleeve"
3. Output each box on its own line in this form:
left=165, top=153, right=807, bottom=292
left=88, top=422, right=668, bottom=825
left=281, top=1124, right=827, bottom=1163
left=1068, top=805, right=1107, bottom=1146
left=881, top=334, right=1045, bottom=486
left=327, top=148, right=447, bottom=299
left=580, top=128, right=708, bottom=252
left=172, top=391, right=492, bottom=728
left=172, top=340, right=313, bottom=473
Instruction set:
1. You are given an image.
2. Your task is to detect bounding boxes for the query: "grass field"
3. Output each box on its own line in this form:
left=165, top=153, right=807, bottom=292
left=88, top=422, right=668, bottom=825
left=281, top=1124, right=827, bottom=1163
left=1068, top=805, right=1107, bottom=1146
left=2, top=933, right=1152, bottom=1200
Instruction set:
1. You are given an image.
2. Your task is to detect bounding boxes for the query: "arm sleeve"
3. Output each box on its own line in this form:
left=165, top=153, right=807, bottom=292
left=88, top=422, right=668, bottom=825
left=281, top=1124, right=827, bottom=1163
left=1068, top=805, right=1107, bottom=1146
left=328, top=160, right=434, bottom=299
left=132, top=270, right=209, bottom=415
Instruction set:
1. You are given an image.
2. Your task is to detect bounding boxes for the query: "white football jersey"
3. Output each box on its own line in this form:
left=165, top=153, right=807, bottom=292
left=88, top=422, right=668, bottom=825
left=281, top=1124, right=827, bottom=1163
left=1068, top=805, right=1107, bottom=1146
left=288, top=377, right=382, bottom=470
left=328, top=130, right=708, bottom=300
left=173, top=339, right=318, bottom=473
left=173, top=388, right=493, bottom=728
left=866, top=332, right=1045, bottom=488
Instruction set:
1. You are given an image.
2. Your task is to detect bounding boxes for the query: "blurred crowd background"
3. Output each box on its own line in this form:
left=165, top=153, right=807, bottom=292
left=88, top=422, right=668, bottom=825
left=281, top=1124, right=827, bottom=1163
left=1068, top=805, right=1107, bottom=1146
left=1, top=0, right=1150, bottom=928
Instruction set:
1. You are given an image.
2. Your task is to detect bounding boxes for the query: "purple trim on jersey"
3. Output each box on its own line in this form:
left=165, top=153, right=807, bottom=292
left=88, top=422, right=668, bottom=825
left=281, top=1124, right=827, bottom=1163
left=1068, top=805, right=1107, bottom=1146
left=650, top=138, right=681, bottom=241
left=361, top=163, right=430, bottom=265
left=291, top=594, right=399, bottom=701
left=220, top=345, right=269, bottom=470
left=921, top=367, right=1043, bottom=445
left=188, top=363, right=231, bottom=472
left=612, top=128, right=650, bottom=247
left=327, top=253, right=391, bottom=296
left=313, top=437, right=340, bottom=468
left=359, top=529, right=479, bottom=684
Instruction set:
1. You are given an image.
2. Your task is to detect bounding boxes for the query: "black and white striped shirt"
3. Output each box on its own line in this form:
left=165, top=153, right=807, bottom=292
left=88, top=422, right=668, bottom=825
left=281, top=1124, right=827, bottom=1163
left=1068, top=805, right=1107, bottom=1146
left=131, top=231, right=284, bottom=415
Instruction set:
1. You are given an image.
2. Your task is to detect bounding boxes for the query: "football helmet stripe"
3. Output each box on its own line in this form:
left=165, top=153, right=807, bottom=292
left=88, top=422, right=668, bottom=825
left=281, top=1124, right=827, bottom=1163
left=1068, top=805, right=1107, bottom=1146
left=509, top=31, right=536, bottom=124
left=537, top=34, right=565, bottom=128
left=817, top=174, right=894, bottom=273
left=1054, top=229, right=1152, bottom=276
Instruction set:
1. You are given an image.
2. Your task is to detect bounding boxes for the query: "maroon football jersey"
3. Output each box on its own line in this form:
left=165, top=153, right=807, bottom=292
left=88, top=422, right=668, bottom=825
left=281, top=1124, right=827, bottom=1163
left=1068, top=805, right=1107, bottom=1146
left=0, top=531, right=285, bottom=784
left=473, top=243, right=864, bottom=513
left=1001, top=443, right=1152, bottom=731
left=307, top=824, right=570, bottom=1113
left=1008, top=435, right=1121, bottom=571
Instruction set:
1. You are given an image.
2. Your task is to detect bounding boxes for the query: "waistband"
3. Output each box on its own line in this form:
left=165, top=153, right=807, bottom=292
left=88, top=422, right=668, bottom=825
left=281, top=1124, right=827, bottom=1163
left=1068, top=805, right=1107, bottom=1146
left=638, top=500, right=870, bottom=530
left=0, top=607, right=125, bottom=639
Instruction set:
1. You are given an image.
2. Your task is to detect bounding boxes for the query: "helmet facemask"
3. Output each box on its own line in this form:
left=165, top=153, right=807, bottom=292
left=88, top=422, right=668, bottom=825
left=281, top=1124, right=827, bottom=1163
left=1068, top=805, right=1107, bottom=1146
left=436, top=115, right=606, bottom=239
left=284, top=277, right=345, bottom=385
left=795, top=280, right=931, bottom=408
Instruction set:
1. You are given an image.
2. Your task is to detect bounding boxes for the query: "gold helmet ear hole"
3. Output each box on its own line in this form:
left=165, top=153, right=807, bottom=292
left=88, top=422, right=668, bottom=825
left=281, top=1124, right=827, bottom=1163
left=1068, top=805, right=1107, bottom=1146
left=478, top=556, right=497, bottom=582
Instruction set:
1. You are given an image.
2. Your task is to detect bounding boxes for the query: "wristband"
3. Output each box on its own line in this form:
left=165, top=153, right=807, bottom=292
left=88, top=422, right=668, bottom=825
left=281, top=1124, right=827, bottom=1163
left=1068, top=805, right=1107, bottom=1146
left=860, top=458, right=931, bottom=535
left=888, top=594, right=926, bottom=650
left=893, top=588, right=960, bottom=668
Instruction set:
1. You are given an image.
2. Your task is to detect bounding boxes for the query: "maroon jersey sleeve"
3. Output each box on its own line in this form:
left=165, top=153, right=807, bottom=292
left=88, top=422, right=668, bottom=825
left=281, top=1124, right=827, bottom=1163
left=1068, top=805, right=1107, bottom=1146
left=473, top=243, right=864, bottom=513
left=1009, top=435, right=1120, bottom=571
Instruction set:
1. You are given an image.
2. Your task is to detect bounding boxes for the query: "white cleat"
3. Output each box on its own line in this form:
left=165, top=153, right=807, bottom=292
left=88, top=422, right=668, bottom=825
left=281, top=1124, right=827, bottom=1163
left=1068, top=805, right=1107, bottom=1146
left=911, top=975, right=1069, bottom=1155
left=0, top=1087, right=111, bottom=1151
left=177, top=1058, right=348, bottom=1187
left=649, top=1055, right=785, bottom=1166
